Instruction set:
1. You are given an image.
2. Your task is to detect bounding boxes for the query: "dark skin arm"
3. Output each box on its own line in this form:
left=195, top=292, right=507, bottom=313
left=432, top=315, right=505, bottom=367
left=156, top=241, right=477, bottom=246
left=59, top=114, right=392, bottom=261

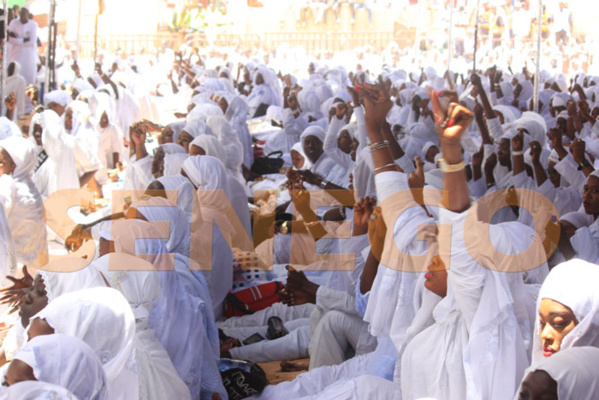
left=529, top=141, right=548, bottom=187
left=96, top=63, right=119, bottom=100
left=547, top=128, right=568, bottom=161
left=470, top=73, right=497, bottom=121
left=511, top=131, right=526, bottom=177
left=431, top=90, right=474, bottom=212
left=570, top=138, right=594, bottom=177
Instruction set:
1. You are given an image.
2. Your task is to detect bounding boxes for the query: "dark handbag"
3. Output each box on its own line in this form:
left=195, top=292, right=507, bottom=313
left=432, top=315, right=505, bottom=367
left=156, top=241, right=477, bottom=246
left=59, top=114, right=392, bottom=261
left=219, top=359, right=268, bottom=400
left=250, top=151, right=284, bottom=175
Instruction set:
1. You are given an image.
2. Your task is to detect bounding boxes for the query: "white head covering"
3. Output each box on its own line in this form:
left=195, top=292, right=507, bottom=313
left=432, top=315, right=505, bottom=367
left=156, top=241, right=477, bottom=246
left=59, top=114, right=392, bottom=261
left=206, top=115, right=243, bottom=172
left=0, top=381, right=77, bottom=400
left=90, top=253, right=160, bottom=323
left=131, top=196, right=190, bottom=257
left=43, top=90, right=72, bottom=108
left=163, top=153, right=188, bottom=177
left=160, top=143, right=186, bottom=155
left=14, top=334, right=108, bottom=400
left=526, top=347, right=599, bottom=400
left=36, top=258, right=106, bottom=302
left=515, top=115, right=547, bottom=147
left=290, top=142, right=312, bottom=171
left=339, top=123, right=358, bottom=140
left=182, top=155, right=229, bottom=197
left=30, top=287, right=138, bottom=400
left=532, top=259, right=599, bottom=365
left=300, top=126, right=325, bottom=146
left=182, top=119, right=212, bottom=139
left=155, top=175, right=196, bottom=222
left=189, top=135, right=226, bottom=162
left=0, top=136, right=37, bottom=180
left=0, top=117, right=22, bottom=140
left=561, top=212, right=592, bottom=230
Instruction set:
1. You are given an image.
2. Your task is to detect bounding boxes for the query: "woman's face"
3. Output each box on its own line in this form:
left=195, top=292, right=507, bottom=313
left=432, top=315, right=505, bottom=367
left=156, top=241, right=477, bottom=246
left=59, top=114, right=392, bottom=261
left=538, top=298, right=578, bottom=357
left=32, top=124, right=43, bottom=147
left=3, top=359, right=36, bottom=388
left=518, top=370, right=558, bottom=400
left=19, top=275, right=49, bottom=328
left=497, top=138, right=512, bottom=168
left=547, top=161, right=560, bottom=189
left=100, top=111, right=109, bottom=129
left=290, top=150, right=305, bottom=170
left=424, top=255, right=447, bottom=298
left=189, top=145, right=206, bottom=156
left=177, top=131, right=194, bottom=152
left=64, top=108, right=74, bottom=131
left=255, top=73, right=265, bottom=85
left=0, top=148, right=16, bottom=177
left=303, top=136, right=324, bottom=163
left=27, top=317, right=54, bottom=340
left=337, top=130, right=353, bottom=154
left=582, top=175, right=599, bottom=217
left=151, top=147, right=165, bottom=178
left=425, top=146, right=440, bottom=163
left=160, top=126, right=174, bottom=144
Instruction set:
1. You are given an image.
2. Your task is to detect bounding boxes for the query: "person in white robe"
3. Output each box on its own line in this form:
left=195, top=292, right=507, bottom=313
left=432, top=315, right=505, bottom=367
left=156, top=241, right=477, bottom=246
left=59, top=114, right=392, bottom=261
left=7, top=8, right=37, bottom=86
left=28, top=287, right=139, bottom=400
left=6, top=334, right=108, bottom=400
left=0, top=136, right=47, bottom=270
left=4, top=62, right=27, bottom=120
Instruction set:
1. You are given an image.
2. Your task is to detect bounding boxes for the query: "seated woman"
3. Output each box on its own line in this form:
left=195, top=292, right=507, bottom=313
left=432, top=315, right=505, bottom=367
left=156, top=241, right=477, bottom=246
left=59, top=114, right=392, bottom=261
left=4, top=334, right=108, bottom=400
left=27, top=287, right=138, bottom=400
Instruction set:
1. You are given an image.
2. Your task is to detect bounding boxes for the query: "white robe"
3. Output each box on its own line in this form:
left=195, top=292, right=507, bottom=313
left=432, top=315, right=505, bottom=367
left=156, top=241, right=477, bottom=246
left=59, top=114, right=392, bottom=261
left=7, top=19, right=38, bottom=86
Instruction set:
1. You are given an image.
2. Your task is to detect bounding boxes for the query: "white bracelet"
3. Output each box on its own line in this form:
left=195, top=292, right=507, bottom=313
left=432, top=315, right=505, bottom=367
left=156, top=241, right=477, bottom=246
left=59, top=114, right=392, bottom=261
left=512, top=150, right=524, bottom=156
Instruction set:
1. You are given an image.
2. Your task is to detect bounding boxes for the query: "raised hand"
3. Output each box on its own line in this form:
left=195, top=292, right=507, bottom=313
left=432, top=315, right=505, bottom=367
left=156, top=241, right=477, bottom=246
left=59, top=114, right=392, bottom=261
left=431, top=90, right=473, bottom=142
left=356, top=80, right=393, bottom=129
left=0, top=266, right=34, bottom=313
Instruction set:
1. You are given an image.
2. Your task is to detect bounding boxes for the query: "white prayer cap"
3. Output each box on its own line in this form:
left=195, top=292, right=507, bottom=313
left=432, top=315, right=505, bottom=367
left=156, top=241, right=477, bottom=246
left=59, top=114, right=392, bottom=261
left=300, top=126, right=326, bottom=144
left=561, top=212, right=591, bottom=229
left=43, top=90, right=72, bottom=107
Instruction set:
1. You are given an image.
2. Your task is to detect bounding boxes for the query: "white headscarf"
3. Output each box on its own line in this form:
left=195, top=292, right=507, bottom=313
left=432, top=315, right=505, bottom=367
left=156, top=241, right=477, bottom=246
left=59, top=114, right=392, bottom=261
left=163, top=153, right=188, bottom=177
left=290, top=142, right=312, bottom=171
left=30, top=288, right=138, bottom=400
left=155, top=175, right=196, bottom=222
left=206, top=116, right=243, bottom=178
left=90, top=253, right=192, bottom=400
left=182, top=155, right=229, bottom=198
left=14, top=334, right=108, bottom=400
left=525, top=347, right=599, bottom=400
left=0, top=117, right=21, bottom=140
left=189, top=135, right=226, bottom=161
left=36, top=258, right=106, bottom=302
left=532, top=259, right=599, bottom=365
left=0, top=136, right=37, bottom=180
left=0, top=381, right=77, bottom=400
left=131, top=196, right=190, bottom=257
left=182, top=119, right=211, bottom=139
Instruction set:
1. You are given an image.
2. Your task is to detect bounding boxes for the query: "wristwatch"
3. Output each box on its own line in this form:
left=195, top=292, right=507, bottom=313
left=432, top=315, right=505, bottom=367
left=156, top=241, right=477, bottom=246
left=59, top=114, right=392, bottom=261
left=319, top=179, right=328, bottom=189
left=578, top=159, right=591, bottom=171
left=280, top=221, right=289, bottom=235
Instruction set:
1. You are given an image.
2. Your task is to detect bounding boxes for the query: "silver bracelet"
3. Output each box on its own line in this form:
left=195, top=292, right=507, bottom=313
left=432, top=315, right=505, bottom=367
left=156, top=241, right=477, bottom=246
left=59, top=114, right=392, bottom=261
left=374, top=162, right=397, bottom=173
left=369, top=140, right=389, bottom=152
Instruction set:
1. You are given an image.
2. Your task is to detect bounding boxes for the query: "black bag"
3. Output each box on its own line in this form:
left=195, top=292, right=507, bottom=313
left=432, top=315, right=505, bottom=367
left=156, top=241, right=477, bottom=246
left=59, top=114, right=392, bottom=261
left=250, top=151, right=284, bottom=175
left=219, top=359, right=268, bottom=400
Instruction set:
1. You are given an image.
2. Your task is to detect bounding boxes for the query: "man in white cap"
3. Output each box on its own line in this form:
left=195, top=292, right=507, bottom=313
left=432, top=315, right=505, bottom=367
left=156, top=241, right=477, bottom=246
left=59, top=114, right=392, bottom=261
left=43, top=90, right=72, bottom=117
left=7, top=6, right=38, bottom=86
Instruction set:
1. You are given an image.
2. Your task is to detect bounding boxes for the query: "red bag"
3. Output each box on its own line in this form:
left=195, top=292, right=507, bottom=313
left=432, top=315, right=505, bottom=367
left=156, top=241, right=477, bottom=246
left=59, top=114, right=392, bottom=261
left=224, top=281, right=284, bottom=318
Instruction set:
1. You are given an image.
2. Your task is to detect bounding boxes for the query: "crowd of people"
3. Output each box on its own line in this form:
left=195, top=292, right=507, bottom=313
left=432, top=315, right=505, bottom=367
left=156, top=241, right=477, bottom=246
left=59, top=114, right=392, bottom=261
left=1, top=2, right=599, bottom=399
